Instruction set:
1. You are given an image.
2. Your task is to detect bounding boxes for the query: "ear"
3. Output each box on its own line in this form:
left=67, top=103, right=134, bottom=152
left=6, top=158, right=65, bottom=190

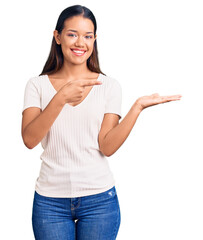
left=94, top=34, right=97, bottom=41
left=53, top=30, right=61, bottom=45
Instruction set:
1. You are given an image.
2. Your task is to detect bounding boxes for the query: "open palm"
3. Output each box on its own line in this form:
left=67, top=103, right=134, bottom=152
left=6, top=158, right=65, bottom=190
left=135, top=93, right=182, bottom=111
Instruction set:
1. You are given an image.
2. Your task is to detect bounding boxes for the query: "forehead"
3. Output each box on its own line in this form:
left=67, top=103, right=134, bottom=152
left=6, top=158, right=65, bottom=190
left=63, top=16, right=94, bottom=33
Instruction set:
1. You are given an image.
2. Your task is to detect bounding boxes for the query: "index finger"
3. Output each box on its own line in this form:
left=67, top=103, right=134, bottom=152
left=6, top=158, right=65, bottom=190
left=80, top=79, right=102, bottom=87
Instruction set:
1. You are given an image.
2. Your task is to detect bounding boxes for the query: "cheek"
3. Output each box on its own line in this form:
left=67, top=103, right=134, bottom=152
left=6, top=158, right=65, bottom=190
left=60, top=41, right=73, bottom=54
left=87, top=44, right=94, bottom=55
left=64, top=40, right=73, bottom=47
left=87, top=41, right=95, bottom=51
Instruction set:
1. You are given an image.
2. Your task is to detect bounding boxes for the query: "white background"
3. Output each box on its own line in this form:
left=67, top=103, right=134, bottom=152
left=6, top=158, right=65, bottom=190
left=0, top=0, right=202, bottom=239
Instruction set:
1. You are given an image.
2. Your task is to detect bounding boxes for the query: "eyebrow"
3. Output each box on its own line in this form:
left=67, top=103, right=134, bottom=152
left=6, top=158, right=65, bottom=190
left=66, top=29, right=94, bottom=34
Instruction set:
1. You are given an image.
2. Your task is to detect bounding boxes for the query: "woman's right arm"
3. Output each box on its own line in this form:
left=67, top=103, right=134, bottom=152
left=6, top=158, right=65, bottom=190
left=21, top=78, right=102, bottom=149
left=21, top=92, right=66, bottom=149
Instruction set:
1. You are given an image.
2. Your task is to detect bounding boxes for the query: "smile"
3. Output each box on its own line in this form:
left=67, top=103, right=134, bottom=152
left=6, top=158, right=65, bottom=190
left=71, top=49, right=86, bottom=56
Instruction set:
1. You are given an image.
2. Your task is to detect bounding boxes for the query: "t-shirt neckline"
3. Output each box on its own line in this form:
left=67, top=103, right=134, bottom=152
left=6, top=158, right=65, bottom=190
left=44, top=73, right=101, bottom=108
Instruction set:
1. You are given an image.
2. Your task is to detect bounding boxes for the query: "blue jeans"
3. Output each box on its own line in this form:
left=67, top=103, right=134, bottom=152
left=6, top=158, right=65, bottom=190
left=32, top=186, right=121, bottom=240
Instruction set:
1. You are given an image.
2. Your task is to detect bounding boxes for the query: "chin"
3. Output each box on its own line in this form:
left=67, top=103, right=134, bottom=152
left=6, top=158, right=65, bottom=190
left=71, top=60, right=87, bottom=65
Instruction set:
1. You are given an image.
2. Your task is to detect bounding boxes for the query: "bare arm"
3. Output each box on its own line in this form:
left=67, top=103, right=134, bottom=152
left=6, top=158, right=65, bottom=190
left=22, top=93, right=65, bottom=149
left=21, top=78, right=102, bottom=149
left=99, top=105, right=142, bottom=156
left=99, top=93, right=182, bottom=157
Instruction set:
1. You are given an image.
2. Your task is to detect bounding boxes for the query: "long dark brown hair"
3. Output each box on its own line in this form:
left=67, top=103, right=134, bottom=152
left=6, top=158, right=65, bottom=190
left=39, top=5, right=105, bottom=76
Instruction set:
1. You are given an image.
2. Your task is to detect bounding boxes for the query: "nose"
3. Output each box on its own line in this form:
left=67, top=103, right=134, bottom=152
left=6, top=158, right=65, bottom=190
left=75, top=36, right=85, bottom=47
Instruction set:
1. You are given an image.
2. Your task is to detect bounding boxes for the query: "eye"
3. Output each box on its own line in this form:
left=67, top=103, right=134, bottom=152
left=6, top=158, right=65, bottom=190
left=67, top=34, right=77, bottom=37
left=85, top=35, right=93, bottom=39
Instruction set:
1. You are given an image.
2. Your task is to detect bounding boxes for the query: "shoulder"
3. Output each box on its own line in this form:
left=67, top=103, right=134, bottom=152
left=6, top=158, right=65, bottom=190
left=29, top=74, right=46, bottom=82
left=100, top=73, right=122, bottom=88
left=24, top=75, right=47, bottom=95
left=100, top=74, right=122, bottom=93
left=26, top=75, right=47, bottom=87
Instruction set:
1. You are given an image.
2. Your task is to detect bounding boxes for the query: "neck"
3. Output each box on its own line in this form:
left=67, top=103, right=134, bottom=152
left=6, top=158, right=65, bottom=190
left=57, top=60, right=92, bottom=80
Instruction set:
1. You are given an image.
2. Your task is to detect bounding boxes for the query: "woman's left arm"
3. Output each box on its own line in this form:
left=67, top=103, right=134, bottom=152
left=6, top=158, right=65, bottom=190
left=99, top=93, right=182, bottom=157
left=99, top=104, right=142, bottom=157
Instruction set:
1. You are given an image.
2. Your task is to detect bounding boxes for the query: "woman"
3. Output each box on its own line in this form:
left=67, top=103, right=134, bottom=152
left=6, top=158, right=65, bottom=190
left=21, top=5, right=182, bottom=240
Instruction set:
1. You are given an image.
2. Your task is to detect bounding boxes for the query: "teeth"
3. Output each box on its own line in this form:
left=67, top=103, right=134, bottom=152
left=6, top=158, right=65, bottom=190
left=72, top=50, right=85, bottom=54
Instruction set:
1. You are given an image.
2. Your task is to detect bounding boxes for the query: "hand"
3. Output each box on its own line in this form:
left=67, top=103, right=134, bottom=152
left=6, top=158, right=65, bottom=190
left=134, top=93, right=182, bottom=111
left=57, top=78, right=102, bottom=104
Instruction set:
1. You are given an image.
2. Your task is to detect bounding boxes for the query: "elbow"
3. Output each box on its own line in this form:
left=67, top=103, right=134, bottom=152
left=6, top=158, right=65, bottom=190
left=99, top=146, right=113, bottom=157
left=101, top=147, right=117, bottom=157
left=103, top=152, right=111, bottom=157
left=104, top=149, right=113, bottom=157
left=100, top=150, right=111, bottom=157
left=22, top=133, right=35, bottom=149
left=23, top=138, right=34, bottom=149
left=25, top=143, right=34, bottom=150
left=105, top=151, right=115, bottom=157
left=105, top=152, right=115, bottom=157
left=99, top=137, right=114, bottom=157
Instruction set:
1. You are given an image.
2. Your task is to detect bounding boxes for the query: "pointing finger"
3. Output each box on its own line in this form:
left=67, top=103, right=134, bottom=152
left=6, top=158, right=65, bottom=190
left=80, top=80, right=102, bottom=87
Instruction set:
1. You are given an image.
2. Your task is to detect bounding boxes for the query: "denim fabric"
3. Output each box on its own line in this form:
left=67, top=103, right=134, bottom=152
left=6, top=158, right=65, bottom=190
left=32, top=186, right=121, bottom=240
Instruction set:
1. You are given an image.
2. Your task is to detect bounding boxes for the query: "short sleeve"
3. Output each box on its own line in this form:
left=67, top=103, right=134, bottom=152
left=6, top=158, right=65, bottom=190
left=104, top=79, right=122, bottom=119
left=22, top=78, right=41, bottom=114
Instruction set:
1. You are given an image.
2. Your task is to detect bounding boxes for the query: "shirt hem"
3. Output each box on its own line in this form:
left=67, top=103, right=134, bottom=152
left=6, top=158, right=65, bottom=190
left=34, top=181, right=116, bottom=198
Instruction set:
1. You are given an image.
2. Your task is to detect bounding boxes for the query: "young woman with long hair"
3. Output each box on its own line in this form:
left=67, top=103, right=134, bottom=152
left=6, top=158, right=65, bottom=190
left=21, top=4, right=182, bottom=240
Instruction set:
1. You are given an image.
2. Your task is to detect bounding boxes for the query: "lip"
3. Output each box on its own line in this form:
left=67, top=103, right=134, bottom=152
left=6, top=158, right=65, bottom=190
left=71, top=48, right=87, bottom=52
left=71, top=48, right=87, bottom=56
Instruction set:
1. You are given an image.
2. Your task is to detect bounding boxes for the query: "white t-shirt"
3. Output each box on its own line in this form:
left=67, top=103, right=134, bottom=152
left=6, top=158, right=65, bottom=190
left=22, top=73, right=122, bottom=197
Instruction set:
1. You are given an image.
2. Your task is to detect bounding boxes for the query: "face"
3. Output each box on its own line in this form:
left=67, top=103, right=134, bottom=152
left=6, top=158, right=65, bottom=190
left=54, top=15, right=97, bottom=65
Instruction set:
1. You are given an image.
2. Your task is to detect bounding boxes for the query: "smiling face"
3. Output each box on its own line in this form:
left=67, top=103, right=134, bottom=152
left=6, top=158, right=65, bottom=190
left=54, top=15, right=97, bottom=65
